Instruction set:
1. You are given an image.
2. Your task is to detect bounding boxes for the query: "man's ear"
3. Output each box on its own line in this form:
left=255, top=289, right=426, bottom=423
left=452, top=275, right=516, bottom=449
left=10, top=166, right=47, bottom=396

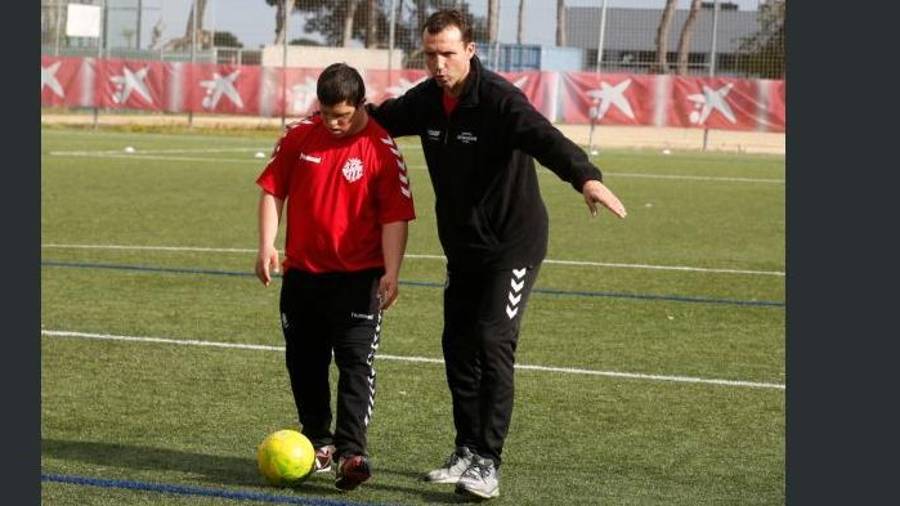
left=465, top=41, right=476, bottom=59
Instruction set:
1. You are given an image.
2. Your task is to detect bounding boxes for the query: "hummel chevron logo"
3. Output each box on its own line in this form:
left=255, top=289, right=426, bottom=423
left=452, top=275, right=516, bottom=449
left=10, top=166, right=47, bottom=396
left=389, top=147, right=401, bottom=156
left=508, top=292, right=522, bottom=305
left=380, top=137, right=395, bottom=146
left=513, top=268, right=526, bottom=279
left=300, top=153, right=321, bottom=163
left=510, top=279, right=525, bottom=292
left=505, top=305, right=519, bottom=319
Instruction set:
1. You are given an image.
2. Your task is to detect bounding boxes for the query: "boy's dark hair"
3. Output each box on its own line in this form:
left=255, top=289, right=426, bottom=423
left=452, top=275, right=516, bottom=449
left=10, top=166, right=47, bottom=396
left=422, top=9, right=473, bottom=44
left=317, top=63, right=366, bottom=107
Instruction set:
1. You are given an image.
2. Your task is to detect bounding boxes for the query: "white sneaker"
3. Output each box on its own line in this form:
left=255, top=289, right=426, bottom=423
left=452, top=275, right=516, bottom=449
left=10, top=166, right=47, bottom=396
left=313, top=444, right=336, bottom=474
left=456, top=456, right=500, bottom=499
left=423, top=446, right=475, bottom=484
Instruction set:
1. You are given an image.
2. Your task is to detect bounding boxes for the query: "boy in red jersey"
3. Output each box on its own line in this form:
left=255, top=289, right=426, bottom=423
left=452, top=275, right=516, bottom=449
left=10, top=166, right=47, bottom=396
left=255, top=63, right=415, bottom=491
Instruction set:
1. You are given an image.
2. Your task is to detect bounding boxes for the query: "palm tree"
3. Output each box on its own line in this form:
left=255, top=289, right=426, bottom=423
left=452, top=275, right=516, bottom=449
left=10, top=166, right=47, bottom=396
left=488, top=0, right=500, bottom=43
left=653, top=0, right=678, bottom=73
left=676, top=0, right=703, bottom=75
left=365, top=0, right=377, bottom=48
left=266, top=0, right=296, bottom=45
left=162, top=0, right=209, bottom=51
left=341, top=0, right=361, bottom=47
left=517, top=0, right=525, bottom=45
left=556, top=0, right=566, bottom=46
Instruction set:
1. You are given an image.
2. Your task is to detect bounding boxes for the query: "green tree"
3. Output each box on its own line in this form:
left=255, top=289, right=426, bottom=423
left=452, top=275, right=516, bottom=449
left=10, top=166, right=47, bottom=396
left=213, top=31, right=244, bottom=48
left=736, top=0, right=785, bottom=78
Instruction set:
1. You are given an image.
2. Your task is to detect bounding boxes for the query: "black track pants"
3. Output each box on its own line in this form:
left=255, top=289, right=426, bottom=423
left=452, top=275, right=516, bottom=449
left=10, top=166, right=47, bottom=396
left=279, top=268, right=383, bottom=459
left=442, top=265, right=540, bottom=467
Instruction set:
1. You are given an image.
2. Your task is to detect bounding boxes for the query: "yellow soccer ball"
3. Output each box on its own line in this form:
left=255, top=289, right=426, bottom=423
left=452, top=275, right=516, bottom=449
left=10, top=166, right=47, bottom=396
left=256, top=429, right=316, bottom=486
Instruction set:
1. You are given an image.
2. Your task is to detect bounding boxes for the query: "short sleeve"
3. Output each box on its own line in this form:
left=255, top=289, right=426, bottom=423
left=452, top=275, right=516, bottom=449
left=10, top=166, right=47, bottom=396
left=257, top=120, right=311, bottom=199
left=256, top=134, right=292, bottom=199
left=373, top=136, right=416, bottom=224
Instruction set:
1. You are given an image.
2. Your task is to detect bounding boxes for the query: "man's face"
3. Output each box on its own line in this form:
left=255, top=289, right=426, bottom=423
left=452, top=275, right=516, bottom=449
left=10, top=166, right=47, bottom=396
left=423, top=26, right=475, bottom=96
left=319, top=100, right=363, bottom=138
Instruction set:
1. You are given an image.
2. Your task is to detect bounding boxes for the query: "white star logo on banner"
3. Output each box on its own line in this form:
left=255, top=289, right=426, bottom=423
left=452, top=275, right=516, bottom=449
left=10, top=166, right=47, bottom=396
left=200, top=70, right=244, bottom=109
left=512, top=76, right=529, bottom=89
left=289, top=77, right=318, bottom=115
left=687, top=83, right=736, bottom=124
left=41, top=61, right=65, bottom=98
left=385, top=77, right=428, bottom=98
left=110, top=66, right=153, bottom=104
left=586, top=79, right=635, bottom=120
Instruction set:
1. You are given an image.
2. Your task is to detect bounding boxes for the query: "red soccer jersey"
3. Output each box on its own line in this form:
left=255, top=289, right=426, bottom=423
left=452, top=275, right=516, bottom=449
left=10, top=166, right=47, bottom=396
left=256, top=114, right=415, bottom=274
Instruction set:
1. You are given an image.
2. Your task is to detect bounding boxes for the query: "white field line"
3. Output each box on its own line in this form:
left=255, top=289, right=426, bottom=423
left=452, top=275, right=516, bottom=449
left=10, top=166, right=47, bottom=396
left=42, top=330, right=785, bottom=390
left=41, top=243, right=785, bottom=276
left=603, top=172, right=783, bottom=184
left=46, top=150, right=783, bottom=184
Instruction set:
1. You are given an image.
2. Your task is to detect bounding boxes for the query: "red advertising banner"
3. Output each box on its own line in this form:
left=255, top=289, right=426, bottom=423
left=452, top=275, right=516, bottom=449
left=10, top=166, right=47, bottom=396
left=559, top=72, right=656, bottom=126
left=186, top=64, right=262, bottom=115
left=41, top=56, right=90, bottom=108
left=365, top=70, right=430, bottom=106
left=277, top=67, right=323, bottom=117
left=670, top=77, right=760, bottom=131
left=96, top=59, right=167, bottom=111
left=41, top=56, right=786, bottom=133
left=760, top=79, right=786, bottom=133
left=499, top=71, right=556, bottom=121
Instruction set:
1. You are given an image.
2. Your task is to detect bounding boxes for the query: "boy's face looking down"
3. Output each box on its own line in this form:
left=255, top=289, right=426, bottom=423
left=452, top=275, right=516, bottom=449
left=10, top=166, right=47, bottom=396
left=320, top=100, right=366, bottom=138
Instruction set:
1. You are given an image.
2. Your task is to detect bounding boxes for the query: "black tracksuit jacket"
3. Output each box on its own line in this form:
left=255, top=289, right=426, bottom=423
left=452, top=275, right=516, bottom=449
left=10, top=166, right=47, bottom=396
left=370, top=55, right=603, bottom=271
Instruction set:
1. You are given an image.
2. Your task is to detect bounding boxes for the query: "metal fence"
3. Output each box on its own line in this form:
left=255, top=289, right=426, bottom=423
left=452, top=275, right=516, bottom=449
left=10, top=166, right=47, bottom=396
left=41, top=0, right=784, bottom=77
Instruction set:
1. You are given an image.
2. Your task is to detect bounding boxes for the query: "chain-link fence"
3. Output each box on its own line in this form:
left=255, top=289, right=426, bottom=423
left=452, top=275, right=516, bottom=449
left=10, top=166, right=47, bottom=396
left=41, top=0, right=784, bottom=77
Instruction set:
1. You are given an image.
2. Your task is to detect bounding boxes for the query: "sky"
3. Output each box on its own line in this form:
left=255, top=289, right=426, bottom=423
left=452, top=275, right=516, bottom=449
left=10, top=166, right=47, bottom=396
left=124, top=0, right=763, bottom=51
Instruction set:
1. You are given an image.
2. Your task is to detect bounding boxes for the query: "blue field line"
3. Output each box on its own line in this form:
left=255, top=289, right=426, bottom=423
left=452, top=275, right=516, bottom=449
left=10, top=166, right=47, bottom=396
left=41, top=473, right=392, bottom=506
left=41, top=260, right=784, bottom=308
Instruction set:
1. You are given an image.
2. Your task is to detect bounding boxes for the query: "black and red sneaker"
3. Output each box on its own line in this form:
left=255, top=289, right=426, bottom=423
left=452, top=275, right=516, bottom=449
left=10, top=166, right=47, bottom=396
left=335, top=454, right=371, bottom=491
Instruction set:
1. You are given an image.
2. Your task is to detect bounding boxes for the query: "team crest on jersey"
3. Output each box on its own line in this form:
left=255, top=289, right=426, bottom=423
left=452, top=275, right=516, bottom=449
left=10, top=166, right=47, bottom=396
left=342, top=157, right=364, bottom=183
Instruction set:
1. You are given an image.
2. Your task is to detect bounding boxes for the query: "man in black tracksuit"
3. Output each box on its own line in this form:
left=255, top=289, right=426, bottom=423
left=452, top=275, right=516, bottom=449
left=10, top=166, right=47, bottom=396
left=369, top=9, right=627, bottom=500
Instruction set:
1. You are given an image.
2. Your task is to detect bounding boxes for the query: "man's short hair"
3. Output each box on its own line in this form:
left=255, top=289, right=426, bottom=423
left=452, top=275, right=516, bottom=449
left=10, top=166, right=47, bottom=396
left=422, top=9, right=474, bottom=44
left=317, top=63, right=366, bottom=107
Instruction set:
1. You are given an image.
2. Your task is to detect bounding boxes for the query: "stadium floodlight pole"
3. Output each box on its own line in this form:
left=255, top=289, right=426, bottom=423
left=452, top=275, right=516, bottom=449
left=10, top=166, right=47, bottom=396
left=595, top=0, right=608, bottom=73
left=387, top=0, right=396, bottom=89
left=281, top=1, right=288, bottom=128
left=703, top=0, right=720, bottom=151
left=188, top=0, right=197, bottom=127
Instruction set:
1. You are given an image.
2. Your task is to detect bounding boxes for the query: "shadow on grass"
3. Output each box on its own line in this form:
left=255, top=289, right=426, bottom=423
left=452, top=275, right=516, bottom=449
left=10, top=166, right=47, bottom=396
left=42, top=439, right=477, bottom=503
